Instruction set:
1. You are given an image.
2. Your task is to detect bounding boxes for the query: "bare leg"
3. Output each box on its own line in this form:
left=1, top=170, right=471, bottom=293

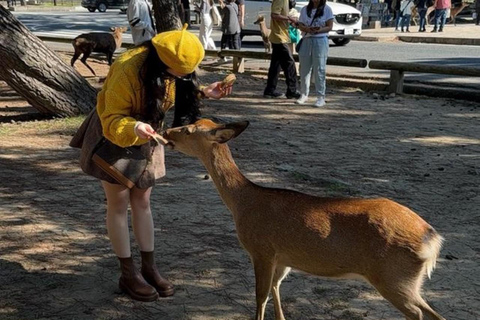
left=102, top=181, right=131, bottom=258
left=130, top=186, right=154, bottom=252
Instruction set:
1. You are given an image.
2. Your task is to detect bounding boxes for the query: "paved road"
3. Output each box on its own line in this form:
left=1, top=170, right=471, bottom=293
left=14, top=10, right=480, bottom=88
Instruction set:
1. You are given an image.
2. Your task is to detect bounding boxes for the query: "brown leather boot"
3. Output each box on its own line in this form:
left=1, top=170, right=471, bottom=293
left=140, top=251, right=175, bottom=297
left=118, top=257, right=159, bottom=302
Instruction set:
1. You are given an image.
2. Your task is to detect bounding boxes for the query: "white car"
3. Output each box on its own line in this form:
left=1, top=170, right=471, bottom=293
left=241, top=0, right=362, bottom=46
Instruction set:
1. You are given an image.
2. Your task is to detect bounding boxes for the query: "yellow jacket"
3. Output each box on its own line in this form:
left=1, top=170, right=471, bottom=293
left=96, top=46, right=176, bottom=147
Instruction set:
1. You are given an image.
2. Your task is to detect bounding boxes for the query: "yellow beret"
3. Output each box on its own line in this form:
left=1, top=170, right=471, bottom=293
left=152, top=24, right=205, bottom=74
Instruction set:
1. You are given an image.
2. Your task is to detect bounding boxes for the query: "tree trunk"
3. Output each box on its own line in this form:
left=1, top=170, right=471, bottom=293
left=0, top=6, right=97, bottom=116
left=152, top=0, right=182, bottom=33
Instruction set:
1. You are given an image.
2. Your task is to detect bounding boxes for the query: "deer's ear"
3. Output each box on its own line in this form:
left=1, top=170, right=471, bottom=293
left=209, top=129, right=237, bottom=144
left=208, top=121, right=249, bottom=144
left=182, top=125, right=197, bottom=135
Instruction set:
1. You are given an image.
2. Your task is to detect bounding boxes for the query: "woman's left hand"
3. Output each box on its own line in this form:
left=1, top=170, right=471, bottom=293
left=203, top=81, right=233, bottom=99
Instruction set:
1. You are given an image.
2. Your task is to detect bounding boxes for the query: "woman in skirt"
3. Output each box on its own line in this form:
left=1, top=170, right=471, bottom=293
left=70, top=24, right=232, bottom=302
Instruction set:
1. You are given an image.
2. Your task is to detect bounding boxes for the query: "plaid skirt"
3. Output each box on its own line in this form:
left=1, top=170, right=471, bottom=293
left=69, top=109, right=165, bottom=189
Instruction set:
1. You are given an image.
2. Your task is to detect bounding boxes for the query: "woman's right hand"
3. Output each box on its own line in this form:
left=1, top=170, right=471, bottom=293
left=134, top=122, right=156, bottom=140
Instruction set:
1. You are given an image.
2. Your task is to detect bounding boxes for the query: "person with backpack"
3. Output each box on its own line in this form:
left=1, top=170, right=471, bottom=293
left=263, top=0, right=301, bottom=99
left=127, top=0, right=156, bottom=46
left=399, top=0, right=414, bottom=32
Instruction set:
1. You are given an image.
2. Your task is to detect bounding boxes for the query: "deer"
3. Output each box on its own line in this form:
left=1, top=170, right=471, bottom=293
left=71, top=27, right=128, bottom=76
left=254, top=15, right=271, bottom=53
left=162, top=118, right=446, bottom=320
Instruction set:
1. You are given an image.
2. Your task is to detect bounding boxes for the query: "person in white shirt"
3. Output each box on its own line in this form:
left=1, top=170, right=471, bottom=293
left=399, top=0, right=414, bottom=32
left=196, top=0, right=217, bottom=50
left=127, top=0, right=156, bottom=46
left=292, top=0, right=333, bottom=107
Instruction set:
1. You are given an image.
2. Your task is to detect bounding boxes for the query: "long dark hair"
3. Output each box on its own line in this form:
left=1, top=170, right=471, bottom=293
left=306, top=0, right=326, bottom=19
left=139, top=41, right=202, bottom=130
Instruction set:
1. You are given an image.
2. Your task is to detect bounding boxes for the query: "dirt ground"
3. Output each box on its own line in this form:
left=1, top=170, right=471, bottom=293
left=0, top=55, right=479, bottom=320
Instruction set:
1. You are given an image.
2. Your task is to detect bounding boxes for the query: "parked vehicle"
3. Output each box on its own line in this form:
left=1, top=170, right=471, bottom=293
left=81, top=0, right=129, bottom=13
left=241, top=0, right=362, bottom=46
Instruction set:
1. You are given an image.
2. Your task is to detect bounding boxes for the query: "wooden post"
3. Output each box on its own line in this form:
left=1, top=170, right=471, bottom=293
left=233, top=57, right=245, bottom=74
left=389, top=70, right=404, bottom=94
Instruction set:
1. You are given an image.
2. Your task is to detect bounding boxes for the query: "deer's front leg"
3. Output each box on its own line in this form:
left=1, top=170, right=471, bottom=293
left=252, top=258, right=275, bottom=320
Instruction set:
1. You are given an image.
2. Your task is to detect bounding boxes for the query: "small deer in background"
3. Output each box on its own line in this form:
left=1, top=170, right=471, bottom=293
left=163, top=119, right=446, bottom=320
left=71, top=26, right=127, bottom=76
left=254, top=15, right=271, bottom=53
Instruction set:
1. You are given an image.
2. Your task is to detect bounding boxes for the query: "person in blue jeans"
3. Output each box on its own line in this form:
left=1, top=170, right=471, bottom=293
left=292, top=0, right=333, bottom=107
left=431, top=0, right=451, bottom=32
left=399, top=0, right=414, bottom=32
left=415, top=0, right=429, bottom=32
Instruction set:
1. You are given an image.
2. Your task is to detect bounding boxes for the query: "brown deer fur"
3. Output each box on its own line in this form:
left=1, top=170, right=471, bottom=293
left=71, top=27, right=127, bottom=76
left=254, top=15, right=271, bottom=53
left=163, top=119, right=446, bottom=320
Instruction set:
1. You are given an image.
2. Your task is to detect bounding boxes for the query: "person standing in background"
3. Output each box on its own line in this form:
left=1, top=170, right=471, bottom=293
left=127, top=0, right=156, bottom=46
left=431, top=0, right=451, bottom=32
left=293, top=0, right=333, bottom=107
left=197, top=0, right=217, bottom=50
left=399, top=0, right=414, bottom=32
left=475, top=0, right=480, bottom=25
left=235, top=0, right=245, bottom=48
left=263, top=0, right=300, bottom=99
left=415, top=0, right=429, bottom=32
left=181, top=0, right=192, bottom=28
left=220, top=0, right=241, bottom=50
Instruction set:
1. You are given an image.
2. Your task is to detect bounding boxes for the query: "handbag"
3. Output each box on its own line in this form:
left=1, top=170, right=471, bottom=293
left=92, top=138, right=156, bottom=189
left=295, top=38, right=303, bottom=52
left=295, top=9, right=321, bottom=53
left=70, top=109, right=165, bottom=189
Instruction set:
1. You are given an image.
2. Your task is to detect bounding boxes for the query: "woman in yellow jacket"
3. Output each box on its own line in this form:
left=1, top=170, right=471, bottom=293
left=71, top=25, right=232, bottom=302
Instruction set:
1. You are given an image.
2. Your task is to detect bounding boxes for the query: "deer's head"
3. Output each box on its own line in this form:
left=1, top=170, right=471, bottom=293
left=163, top=119, right=249, bottom=157
left=254, top=15, right=265, bottom=25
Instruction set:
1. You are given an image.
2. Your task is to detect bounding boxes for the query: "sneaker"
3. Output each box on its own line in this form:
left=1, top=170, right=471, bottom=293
left=263, top=91, right=285, bottom=99
left=431, top=29, right=437, bottom=33
left=286, top=91, right=301, bottom=99
left=313, top=97, right=325, bottom=108
left=296, top=94, right=308, bottom=105
left=438, top=28, right=443, bottom=32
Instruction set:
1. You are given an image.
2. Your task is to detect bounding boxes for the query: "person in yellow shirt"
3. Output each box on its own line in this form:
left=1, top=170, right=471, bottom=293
left=71, top=24, right=232, bottom=302
left=263, top=0, right=301, bottom=99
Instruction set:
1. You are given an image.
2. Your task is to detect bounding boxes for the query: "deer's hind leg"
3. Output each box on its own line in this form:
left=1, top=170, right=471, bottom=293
left=368, top=265, right=445, bottom=320
left=80, top=50, right=96, bottom=76
left=270, top=265, right=291, bottom=320
left=71, top=49, right=81, bottom=67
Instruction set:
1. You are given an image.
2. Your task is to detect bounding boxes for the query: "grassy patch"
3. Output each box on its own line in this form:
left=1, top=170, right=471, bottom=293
left=0, top=116, right=85, bottom=137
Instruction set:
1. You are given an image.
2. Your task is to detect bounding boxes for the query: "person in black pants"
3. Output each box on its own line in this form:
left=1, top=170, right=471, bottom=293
left=181, top=0, right=191, bottom=28
left=263, top=0, right=300, bottom=99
